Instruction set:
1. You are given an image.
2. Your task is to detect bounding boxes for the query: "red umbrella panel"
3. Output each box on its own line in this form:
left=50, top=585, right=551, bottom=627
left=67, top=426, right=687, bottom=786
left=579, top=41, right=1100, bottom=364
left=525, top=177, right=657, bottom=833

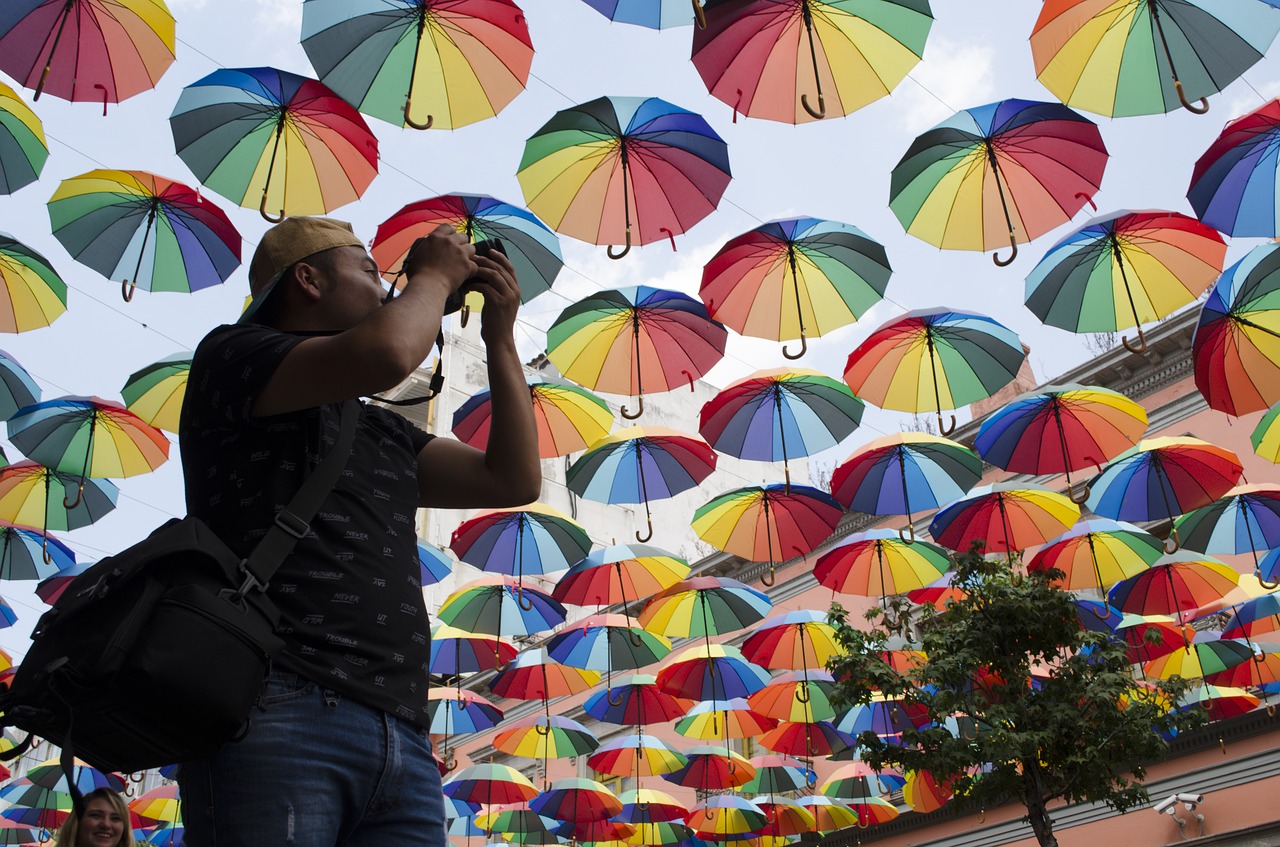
left=928, top=483, right=1080, bottom=563
left=1107, top=552, right=1242, bottom=623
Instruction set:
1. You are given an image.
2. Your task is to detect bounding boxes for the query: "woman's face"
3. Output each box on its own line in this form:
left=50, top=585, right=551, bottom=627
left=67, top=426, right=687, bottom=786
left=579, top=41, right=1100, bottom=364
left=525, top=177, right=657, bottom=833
left=75, top=798, right=124, bottom=847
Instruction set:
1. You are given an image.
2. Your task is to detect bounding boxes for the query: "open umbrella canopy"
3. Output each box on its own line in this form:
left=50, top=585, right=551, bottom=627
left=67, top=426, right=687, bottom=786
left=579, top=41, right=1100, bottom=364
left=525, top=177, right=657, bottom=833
left=489, top=648, right=602, bottom=701
left=821, top=760, right=906, bottom=798
left=660, top=745, right=756, bottom=790
left=754, top=797, right=817, bottom=837
left=428, top=623, right=517, bottom=675
left=846, top=795, right=901, bottom=825
left=830, top=431, right=981, bottom=525
left=36, top=557, right=89, bottom=604
left=675, top=697, right=777, bottom=741
left=1114, top=612, right=1191, bottom=665
left=1174, top=484, right=1280, bottom=579
left=1027, top=518, right=1161, bottom=591
left=1107, top=551, right=1242, bottom=621
left=545, top=613, right=672, bottom=673
left=691, top=0, right=933, bottom=124
left=1223, top=592, right=1280, bottom=639
left=494, top=714, right=600, bottom=760
left=517, top=95, right=732, bottom=256
left=0, top=521, right=75, bottom=581
left=903, top=769, right=954, bottom=813
left=582, top=673, right=692, bottom=725
left=0, top=233, right=67, bottom=332
left=553, top=544, right=691, bottom=609
left=1253, top=401, right=1280, bottom=463
left=0, top=0, right=176, bottom=105
left=692, top=484, right=842, bottom=584
left=1143, top=638, right=1254, bottom=680
left=687, top=794, right=767, bottom=839
left=1031, top=0, right=1280, bottom=117
left=740, top=754, right=816, bottom=794
left=449, top=502, right=590, bottom=586
left=452, top=378, right=610, bottom=460
left=170, top=66, right=379, bottom=220
left=301, top=0, right=533, bottom=131
left=929, top=483, right=1080, bottom=557
left=120, top=351, right=191, bottom=434
left=616, top=787, right=687, bottom=824
left=741, top=609, right=844, bottom=671
left=129, top=784, right=181, bottom=827
left=798, top=795, right=861, bottom=831
left=9, top=395, right=169, bottom=483
left=443, top=762, right=539, bottom=806
left=639, top=576, right=772, bottom=640
left=48, top=169, right=242, bottom=301
left=529, top=777, right=623, bottom=823
left=814, top=528, right=951, bottom=597
left=426, top=686, right=504, bottom=736
left=580, top=0, right=690, bottom=28
left=1189, top=98, right=1280, bottom=237
left=843, top=307, right=1027, bottom=434
left=748, top=668, right=838, bottom=723
left=417, top=541, right=454, bottom=586
left=758, top=718, right=855, bottom=757
left=0, top=351, right=39, bottom=421
left=699, top=217, right=891, bottom=357
left=1192, top=242, right=1280, bottom=416
left=0, top=80, right=46, bottom=195
left=889, top=98, right=1107, bottom=264
left=0, top=461, right=118, bottom=537
left=655, top=643, right=771, bottom=701
left=587, top=733, right=688, bottom=777
left=436, top=575, right=566, bottom=637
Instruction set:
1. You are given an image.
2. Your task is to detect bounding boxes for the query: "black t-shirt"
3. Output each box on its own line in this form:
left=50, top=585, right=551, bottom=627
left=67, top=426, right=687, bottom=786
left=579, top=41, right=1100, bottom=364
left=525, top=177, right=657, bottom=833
left=180, top=323, right=435, bottom=726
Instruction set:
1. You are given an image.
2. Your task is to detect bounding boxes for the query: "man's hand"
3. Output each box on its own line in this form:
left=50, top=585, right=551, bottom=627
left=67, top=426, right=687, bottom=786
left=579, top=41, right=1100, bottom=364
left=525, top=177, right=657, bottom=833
left=403, top=225, right=476, bottom=298
left=469, top=246, right=521, bottom=346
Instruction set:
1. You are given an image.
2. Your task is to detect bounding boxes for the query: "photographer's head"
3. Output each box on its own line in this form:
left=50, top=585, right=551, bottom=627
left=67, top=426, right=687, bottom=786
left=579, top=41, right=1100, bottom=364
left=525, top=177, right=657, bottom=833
left=242, top=217, right=385, bottom=330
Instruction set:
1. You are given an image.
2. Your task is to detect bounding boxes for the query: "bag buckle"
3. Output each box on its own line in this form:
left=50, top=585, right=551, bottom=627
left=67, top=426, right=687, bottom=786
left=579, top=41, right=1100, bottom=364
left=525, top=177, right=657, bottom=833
left=273, top=509, right=309, bottom=539
left=219, top=562, right=268, bottom=611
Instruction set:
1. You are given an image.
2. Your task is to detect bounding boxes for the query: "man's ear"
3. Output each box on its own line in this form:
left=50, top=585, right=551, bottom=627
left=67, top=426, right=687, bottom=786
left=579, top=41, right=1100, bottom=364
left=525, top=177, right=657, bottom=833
left=290, top=261, right=325, bottom=303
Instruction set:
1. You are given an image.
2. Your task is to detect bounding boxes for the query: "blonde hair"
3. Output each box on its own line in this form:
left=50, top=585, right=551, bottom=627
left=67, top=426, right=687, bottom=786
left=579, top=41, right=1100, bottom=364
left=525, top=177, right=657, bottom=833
left=54, top=788, right=136, bottom=847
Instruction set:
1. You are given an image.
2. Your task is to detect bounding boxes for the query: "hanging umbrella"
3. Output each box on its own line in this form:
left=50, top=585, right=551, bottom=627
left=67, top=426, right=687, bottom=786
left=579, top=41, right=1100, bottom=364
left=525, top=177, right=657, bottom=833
left=1174, top=485, right=1280, bottom=585
left=555, top=819, right=637, bottom=843
left=490, top=648, right=601, bottom=703
left=301, top=0, right=532, bottom=130
left=1114, top=612, right=1190, bottom=665
left=1178, top=684, right=1261, bottom=721
left=0, top=81, right=46, bottom=194
left=0, top=233, right=67, bottom=333
left=416, top=541, right=454, bottom=586
left=830, top=432, right=980, bottom=538
left=742, top=609, right=843, bottom=673
left=530, top=778, right=622, bottom=823
left=687, top=795, right=767, bottom=839
left=1206, top=647, right=1280, bottom=689
left=699, top=368, right=864, bottom=487
left=567, top=426, right=717, bottom=541
left=660, top=745, right=756, bottom=790
left=120, top=352, right=191, bottom=434
left=48, top=169, right=242, bottom=302
left=474, top=808, right=559, bottom=843
left=798, top=795, right=861, bottom=832
left=1031, top=0, right=1280, bottom=117
left=443, top=762, right=539, bottom=806
left=1024, top=210, right=1225, bottom=354
left=552, top=543, right=690, bottom=638
left=1223, top=592, right=1280, bottom=640
left=630, top=819, right=697, bottom=845
left=845, top=796, right=900, bottom=825
left=748, top=669, right=838, bottom=723
left=740, top=754, right=816, bottom=794
left=0, top=461, right=118, bottom=547
left=640, top=577, right=772, bottom=648
left=548, top=287, right=727, bottom=419
left=587, top=733, right=689, bottom=778
left=0, top=521, right=74, bottom=580
left=616, top=787, right=687, bottom=824
left=973, top=383, right=1148, bottom=502
left=8, top=396, right=169, bottom=506
left=0, top=0, right=175, bottom=105
left=128, top=784, right=181, bottom=827
left=372, top=194, right=562, bottom=316
left=1252, top=400, right=1280, bottom=463
left=546, top=613, right=671, bottom=694
left=1143, top=638, right=1254, bottom=680
left=754, top=797, right=816, bottom=838
left=903, top=770, right=953, bottom=813
left=1027, top=518, right=1161, bottom=591
left=758, top=719, right=854, bottom=757
left=691, top=0, right=933, bottom=123
left=494, top=713, right=600, bottom=760
left=583, top=673, right=692, bottom=725
left=821, top=760, right=906, bottom=798
left=814, top=529, right=951, bottom=601
left=449, top=502, right=590, bottom=602
left=929, top=483, right=1080, bottom=562
left=654, top=643, right=771, bottom=702
left=170, top=66, right=379, bottom=221
left=889, top=99, right=1107, bottom=265
left=1107, top=551, right=1241, bottom=622
left=36, top=557, right=91, bottom=604
left=675, top=697, right=777, bottom=741
left=1192, top=242, right=1280, bottom=416
left=843, top=307, right=1027, bottom=434
left=0, top=350, right=39, bottom=420
left=427, top=687, right=503, bottom=770
left=428, top=623, right=517, bottom=676
left=1189, top=98, right=1280, bottom=237
left=437, top=576, right=566, bottom=638
left=835, top=696, right=922, bottom=740
left=579, top=0, right=690, bottom=28
left=1085, top=437, right=1244, bottom=549
left=906, top=570, right=968, bottom=610
left=453, top=379, right=610, bottom=460
left=517, top=95, right=732, bottom=258
left=692, top=484, right=842, bottom=585
left=699, top=217, right=891, bottom=357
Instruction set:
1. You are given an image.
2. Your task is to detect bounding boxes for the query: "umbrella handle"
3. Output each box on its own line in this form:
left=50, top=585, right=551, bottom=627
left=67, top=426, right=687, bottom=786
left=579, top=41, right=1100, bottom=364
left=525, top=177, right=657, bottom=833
left=259, top=194, right=285, bottom=224
left=936, top=412, right=956, bottom=436
left=535, top=722, right=550, bottom=736
left=1163, top=526, right=1181, bottom=554
left=898, top=523, right=917, bottom=544
left=1258, top=571, right=1280, bottom=590
left=795, top=684, right=810, bottom=704
left=622, top=394, right=644, bottom=420
left=63, top=481, right=85, bottom=510
left=801, top=92, right=826, bottom=120
left=993, top=234, right=1018, bottom=267
left=460, top=305, right=471, bottom=327
left=517, top=583, right=535, bottom=612
left=761, top=566, right=776, bottom=587
left=693, top=0, right=706, bottom=28
left=660, top=227, right=677, bottom=252
left=1269, top=702, right=1277, bottom=718
left=607, top=687, right=624, bottom=706
left=42, top=534, right=52, bottom=565
left=1175, top=81, right=1209, bottom=114
left=404, top=98, right=434, bottom=130
left=94, top=84, right=108, bottom=117
left=635, top=513, right=653, bottom=543
left=1068, top=481, right=1091, bottom=504
left=630, top=629, right=645, bottom=647
left=121, top=279, right=137, bottom=303
left=607, top=230, right=632, bottom=260
left=1090, top=604, right=1112, bottom=622
left=1121, top=326, right=1148, bottom=354
left=444, top=750, right=458, bottom=771
left=782, top=332, right=808, bottom=360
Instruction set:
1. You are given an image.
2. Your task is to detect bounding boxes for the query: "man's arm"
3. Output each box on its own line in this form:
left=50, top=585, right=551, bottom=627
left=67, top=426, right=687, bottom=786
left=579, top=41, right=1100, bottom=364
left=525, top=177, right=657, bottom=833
left=417, top=250, right=541, bottom=509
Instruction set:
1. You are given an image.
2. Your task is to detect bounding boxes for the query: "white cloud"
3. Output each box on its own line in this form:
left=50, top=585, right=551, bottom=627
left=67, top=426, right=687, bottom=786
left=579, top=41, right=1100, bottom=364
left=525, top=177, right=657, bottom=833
left=891, top=36, right=998, bottom=133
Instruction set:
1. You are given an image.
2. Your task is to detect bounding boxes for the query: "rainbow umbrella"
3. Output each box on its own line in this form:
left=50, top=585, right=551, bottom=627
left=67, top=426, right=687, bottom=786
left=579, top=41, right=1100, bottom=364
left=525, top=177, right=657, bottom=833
left=846, top=796, right=900, bottom=826
left=587, top=733, right=688, bottom=778
left=821, top=761, right=905, bottom=798
left=119, top=352, right=190, bottom=433
left=453, top=379, right=610, bottom=460
left=517, top=96, right=731, bottom=257
left=0, top=521, right=74, bottom=580
left=1206, top=647, right=1280, bottom=689
left=0, top=461, right=117, bottom=547
left=1072, top=598, right=1124, bottom=634
left=129, top=784, right=180, bottom=827
left=1189, top=98, right=1280, bottom=237
left=0, top=350, right=39, bottom=420
left=437, top=576, right=565, bottom=639
left=580, top=0, right=690, bottom=28
left=699, top=368, right=864, bottom=488
left=640, top=577, right=772, bottom=646
left=553, top=544, right=689, bottom=640
left=8, top=395, right=168, bottom=507
left=372, top=194, right=562, bottom=314
left=748, top=669, right=838, bottom=723
left=450, top=503, right=590, bottom=599
left=0, top=597, right=16, bottom=628
left=170, top=67, right=379, bottom=221
left=1031, top=0, right=1279, bottom=117
left=416, top=541, right=454, bottom=586
left=753, top=798, right=816, bottom=838
left=1027, top=518, right=1160, bottom=591
left=929, top=483, right=1080, bottom=561
left=741, top=754, right=816, bottom=794
left=758, top=719, right=854, bottom=757
left=797, top=795, right=860, bottom=832
left=0, top=0, right=175, bottom=105
left=842, top=307, right=1027, bottom=435
left=835, top=697, right=921, bottom=740
left=443, top=762, right=539, bottom=806
left=548, top=287, right=727, bottom=419
left=427, top=688, right=503, bottom=769
left=1177, top=684, right=1261, bottom=721
left=1252, top=401, right=1280, bottom=463
left=0, top=81, right=46, bottom=194
left=907, top=570, right=967, bottom=609
left=830, top=432, right=980, bottom=538
left=555, top=819, right=637, bottom=843
left=1143, top=638, right=1253, bottom=680
left=36, top=557, right=90, bottom=604
left=629, top=820, right=697, bottom=845
left=675, top=698, right=777, bottom=741
left=660, top=745, right=755, bottom=790
left=889, top=99, right=1107, bottom=265
left=814, top=529, right=951, bottom=599
left=1025, top=210, right=1225, bottom=354
left=692, top=484, right=842, bottom=585
left=494, top=714, right=600, bottom=760
left=567, top=426, right=717, bottom=542
left=428, top=624, right=518, bottom=685
left=0, top=233, right=67, bottom=333
left=489, top=648, right=601, bottom=702
left=475, top=808, right=554, bottom=842
left=1223, top=592, right=1280, bottom=640
left=903, top=770, right=953, bottom=814
left=583, top=673, right=692, bottom=725
left=1192, top=242, right=1280, bottom=416
left=699, top=218, right=891, bottom=357
left=974, top=383, right=1148, bottom=502
left=1085, top=438, right=1244, bottom=549
left=48, top=169, right=242, bottom=301
left=742, top=609, right=843, bottom=672
left=530, top=778, right=622, bottom=823
left=546, top=613, right=671, bottom=693
left=1174, top=485, right=1280, bottom=584
left=302, top=0, right=532, bottom=131
left=1115, top=612, right=1190, bottom=665
left=1107, top=551, right=1241, bottom=622
left=616, top=788, right=687, bottom=824
left=687, top=795, right=766, bottom=839
left=691, top=0, right=932, bottom=123
left=654, top=643, right=771, bottom=702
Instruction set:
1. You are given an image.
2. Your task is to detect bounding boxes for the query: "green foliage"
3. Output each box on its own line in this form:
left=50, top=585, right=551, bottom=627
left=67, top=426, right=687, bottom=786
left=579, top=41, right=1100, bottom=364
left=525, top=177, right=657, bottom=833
left=826, top=545, right=1206, bottom=846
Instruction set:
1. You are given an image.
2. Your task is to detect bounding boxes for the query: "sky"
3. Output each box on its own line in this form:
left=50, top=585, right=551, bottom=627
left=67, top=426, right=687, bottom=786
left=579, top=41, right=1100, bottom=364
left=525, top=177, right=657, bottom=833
left=1, top=0, right=1280, bottom=660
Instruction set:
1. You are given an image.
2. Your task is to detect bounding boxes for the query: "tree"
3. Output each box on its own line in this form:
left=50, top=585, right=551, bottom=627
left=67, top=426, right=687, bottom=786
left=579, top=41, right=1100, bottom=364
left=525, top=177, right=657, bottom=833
left=826, top=545, right=1205, bottom=847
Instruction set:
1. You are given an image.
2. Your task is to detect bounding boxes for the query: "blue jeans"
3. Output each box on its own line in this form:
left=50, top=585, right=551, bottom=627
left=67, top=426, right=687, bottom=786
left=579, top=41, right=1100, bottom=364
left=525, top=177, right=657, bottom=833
left=177, top=669, right=446, bottom=847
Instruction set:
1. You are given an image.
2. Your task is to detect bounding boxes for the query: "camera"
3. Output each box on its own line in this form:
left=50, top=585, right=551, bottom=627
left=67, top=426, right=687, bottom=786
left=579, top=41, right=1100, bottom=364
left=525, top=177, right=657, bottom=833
left=444, top=238, right=506, bottom=315
left=1154, top=796, right=1178, bottom=815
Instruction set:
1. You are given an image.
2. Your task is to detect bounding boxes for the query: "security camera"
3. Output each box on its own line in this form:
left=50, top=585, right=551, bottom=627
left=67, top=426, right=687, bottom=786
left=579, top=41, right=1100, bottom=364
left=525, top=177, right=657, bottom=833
left=1176, top=793, right=1203, bottom=808
left=1154, top=796, right=1178, bottom=815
